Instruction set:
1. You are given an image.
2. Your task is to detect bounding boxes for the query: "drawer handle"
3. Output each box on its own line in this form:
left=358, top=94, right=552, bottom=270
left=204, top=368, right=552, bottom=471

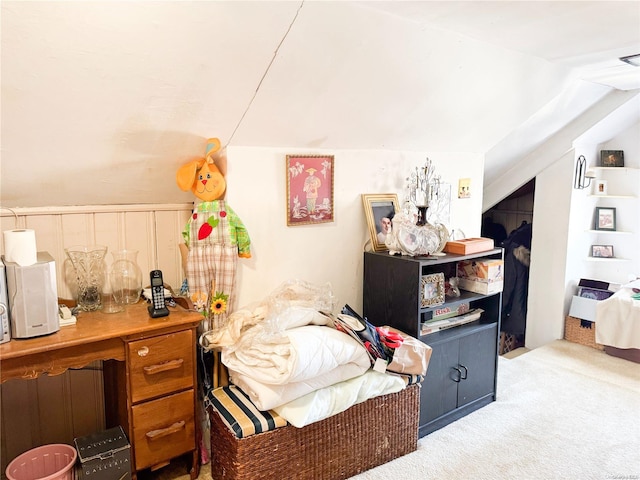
left=145, top=420, right=186, bottom=440
left=143, top=359, right=184, bottom=375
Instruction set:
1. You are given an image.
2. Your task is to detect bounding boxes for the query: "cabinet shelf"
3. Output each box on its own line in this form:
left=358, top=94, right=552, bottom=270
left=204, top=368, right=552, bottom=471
left=419, top=290, right=497, bottom=314
left=363, top=249, right=503, bottom=438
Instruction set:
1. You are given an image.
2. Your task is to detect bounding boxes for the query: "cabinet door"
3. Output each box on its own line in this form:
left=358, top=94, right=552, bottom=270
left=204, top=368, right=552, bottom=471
left=419, top=340, right=459, bottom=425
left=457, top=325, right=497, bottom=407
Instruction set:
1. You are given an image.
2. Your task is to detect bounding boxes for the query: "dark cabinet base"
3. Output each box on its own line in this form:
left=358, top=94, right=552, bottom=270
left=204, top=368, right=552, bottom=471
left=419, top=323, right=498, bottom=436
left=363, top=249, right=503, bottom=436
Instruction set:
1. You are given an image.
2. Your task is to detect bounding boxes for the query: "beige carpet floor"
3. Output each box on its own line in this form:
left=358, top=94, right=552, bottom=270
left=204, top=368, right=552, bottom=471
left=146, top=340, right=639, bottom=480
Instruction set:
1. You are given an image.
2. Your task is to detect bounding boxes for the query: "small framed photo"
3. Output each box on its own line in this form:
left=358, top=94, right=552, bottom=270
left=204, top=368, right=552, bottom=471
left=286, top=155, right=334, bottom=226
left=578, top=286, right=614, bottom=300
left=591, top=245, right=614, bottom=258
left=362, top=193, right=399, bottom=252
left=594, top=179, right=608, bottom=195
left=420, top=272, right=445, bottom=308
left=600, top=150, right=624, bottom=167
left=595, top=207, right=616, bottom=231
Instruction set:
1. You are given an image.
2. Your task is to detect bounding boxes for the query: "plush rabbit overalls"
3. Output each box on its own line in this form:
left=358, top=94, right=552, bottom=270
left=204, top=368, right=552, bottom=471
left=182, top=199, right=251, bottom=332
left=177, top=138, right=251, bottom=393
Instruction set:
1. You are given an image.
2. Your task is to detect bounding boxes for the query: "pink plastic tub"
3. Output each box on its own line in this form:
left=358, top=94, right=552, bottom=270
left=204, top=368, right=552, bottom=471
left=6, top=444, right=77, bottom=480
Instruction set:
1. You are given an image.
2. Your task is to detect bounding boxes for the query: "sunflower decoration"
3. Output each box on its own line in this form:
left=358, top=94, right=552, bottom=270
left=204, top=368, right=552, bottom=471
left=210, top=291, right=229, bottom=315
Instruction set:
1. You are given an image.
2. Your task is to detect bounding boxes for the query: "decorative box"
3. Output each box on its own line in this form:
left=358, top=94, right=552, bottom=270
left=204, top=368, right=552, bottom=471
left=457, top=258, right=504, bottom=283
left=444, top=237, right=494, bottom=255
left=74, top=426, right=132, bottom=480
left=458, top=278, right=503, bottom=295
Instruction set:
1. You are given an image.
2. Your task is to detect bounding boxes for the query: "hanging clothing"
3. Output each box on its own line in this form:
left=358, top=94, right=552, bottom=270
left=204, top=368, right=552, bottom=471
left=183, top=199, right=251, bottom=332
left=501, top=222, right=531, bottom=337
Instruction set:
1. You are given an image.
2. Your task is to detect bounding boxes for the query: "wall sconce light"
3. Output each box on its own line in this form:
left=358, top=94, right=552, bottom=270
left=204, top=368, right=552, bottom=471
left=574, top=155, right=595, bottom=189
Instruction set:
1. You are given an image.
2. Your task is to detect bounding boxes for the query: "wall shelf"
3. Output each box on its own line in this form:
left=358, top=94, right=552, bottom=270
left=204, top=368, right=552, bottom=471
left=590, top=166, right=640, bottom=172
left=584, top=229, right=632, bottom=234
left=586, top=257, right=631, bottom=262
left=588, top=194, right=636, bottom=199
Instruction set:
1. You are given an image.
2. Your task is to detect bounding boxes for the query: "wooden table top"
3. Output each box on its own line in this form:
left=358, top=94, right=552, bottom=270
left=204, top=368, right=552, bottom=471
left=0, top=302, right=203, bottom=382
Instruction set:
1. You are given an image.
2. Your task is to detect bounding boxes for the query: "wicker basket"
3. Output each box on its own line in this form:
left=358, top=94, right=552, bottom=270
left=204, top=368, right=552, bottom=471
left=564, top=315, right=604, bottom=350
left=208, top=384, right=419, bottom=480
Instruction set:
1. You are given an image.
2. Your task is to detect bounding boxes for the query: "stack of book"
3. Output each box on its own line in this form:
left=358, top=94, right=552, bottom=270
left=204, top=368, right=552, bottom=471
left=421, top=307, right=484, bottom=336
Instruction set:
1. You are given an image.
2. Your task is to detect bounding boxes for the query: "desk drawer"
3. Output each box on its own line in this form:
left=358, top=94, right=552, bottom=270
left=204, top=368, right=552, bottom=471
left=132, top=389, right=195, bottom=470
left=128, top=330, right=194, bottom=403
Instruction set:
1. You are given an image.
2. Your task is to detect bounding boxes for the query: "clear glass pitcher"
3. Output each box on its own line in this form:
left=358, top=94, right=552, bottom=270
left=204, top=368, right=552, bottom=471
left=109, top=249, right=142, bottom=305
left=65, top=245, right=108, bottom=311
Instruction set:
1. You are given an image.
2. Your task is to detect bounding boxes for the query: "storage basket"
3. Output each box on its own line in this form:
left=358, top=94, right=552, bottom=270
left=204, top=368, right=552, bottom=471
left=208, top=384, right=419, bottom=480
left=564, top=315, right=604, bottom=350
left=6, top=444, right=77, bottom=480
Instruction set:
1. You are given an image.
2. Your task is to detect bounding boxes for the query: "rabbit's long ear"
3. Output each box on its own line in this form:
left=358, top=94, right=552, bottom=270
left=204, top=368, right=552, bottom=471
left=176, top=160, right=201, bottom=191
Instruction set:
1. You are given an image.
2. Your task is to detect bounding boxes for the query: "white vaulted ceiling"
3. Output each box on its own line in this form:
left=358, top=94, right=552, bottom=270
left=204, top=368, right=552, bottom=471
left=1, top=1, right=639, bottom=207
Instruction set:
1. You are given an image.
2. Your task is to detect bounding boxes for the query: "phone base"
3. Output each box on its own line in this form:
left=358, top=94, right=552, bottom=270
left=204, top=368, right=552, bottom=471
left=148, top=305, right=170, bottom=318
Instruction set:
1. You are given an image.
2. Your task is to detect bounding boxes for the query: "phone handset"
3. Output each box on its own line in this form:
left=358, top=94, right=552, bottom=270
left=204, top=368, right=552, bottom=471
left=148, top=270, right=170, bottom=318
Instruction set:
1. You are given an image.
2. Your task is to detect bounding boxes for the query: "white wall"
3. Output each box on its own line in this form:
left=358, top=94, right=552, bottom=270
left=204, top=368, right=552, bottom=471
left=0, top=147, right=484, bottom=317
left=225, top=147, right=484, bottom=311
left=526, top=119, right=639, bottom=349
left=526, top=151, right=575, bottom=348
left=570, top=121, right=640, bottom=286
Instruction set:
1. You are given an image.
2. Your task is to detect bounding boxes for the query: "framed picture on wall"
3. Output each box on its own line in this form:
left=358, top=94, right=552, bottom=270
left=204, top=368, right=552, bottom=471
left=594, top=179, right=608, bottom=195
left=286, top=155, right=334, bottom=226
left=591, top=245, right=614, bottom=258
left=599, top=150, right=624, bottom=167
left=362, top=193, right=399, bottom=252
left=594, top=207, right=616, bottom=231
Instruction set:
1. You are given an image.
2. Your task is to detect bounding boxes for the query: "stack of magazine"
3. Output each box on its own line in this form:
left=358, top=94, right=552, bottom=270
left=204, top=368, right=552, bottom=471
left=421, top=308, right=484, bottom=336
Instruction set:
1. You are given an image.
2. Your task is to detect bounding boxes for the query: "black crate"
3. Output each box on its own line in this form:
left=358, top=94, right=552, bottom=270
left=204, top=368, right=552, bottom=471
left=74, top=426, right=131, bottom=480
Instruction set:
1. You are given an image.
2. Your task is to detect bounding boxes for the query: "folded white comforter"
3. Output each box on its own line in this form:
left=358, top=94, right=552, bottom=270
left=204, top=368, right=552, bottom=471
left=223, top=323, right=369, bottom=386
left=272, top=370, right=408, bottom=428
left=229, top=354, right=370, bottom=411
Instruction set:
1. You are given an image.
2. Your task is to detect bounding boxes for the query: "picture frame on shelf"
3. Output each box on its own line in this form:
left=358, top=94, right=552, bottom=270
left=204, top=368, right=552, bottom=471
left=286, top=155, right=334, bottom=226
left=594, top=179, right=608, bottom=195
left=578, top=286, right=614, bottom=300
left=599, top=150, right=624, bottom=167
left=420, top=272, right=445, bottom=307
left=595, top=207, right=616, bottom=231
left=591, top=245, right=614, bottom=258
left=362, top=193, right=399, bottom=252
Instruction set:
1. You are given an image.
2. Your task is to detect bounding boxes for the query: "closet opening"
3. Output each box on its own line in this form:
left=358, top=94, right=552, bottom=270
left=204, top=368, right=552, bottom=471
left=481, top=178, right=535, bottom=355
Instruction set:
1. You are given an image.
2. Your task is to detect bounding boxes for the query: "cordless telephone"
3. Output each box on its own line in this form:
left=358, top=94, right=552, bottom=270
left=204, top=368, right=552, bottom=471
left=148, top=270, right=169, bottom=318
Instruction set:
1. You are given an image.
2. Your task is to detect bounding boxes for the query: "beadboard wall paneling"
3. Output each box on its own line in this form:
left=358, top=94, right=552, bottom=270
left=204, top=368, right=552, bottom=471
left=0, top=364, right=105, bottom=476
left=0, top=204, right=192, bottom=296
left=0, top=204, right=192, bottom=474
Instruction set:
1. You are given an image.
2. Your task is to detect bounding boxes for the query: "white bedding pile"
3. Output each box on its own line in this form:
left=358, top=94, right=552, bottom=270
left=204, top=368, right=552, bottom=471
left=596, top=280, right=640, bottom=349
left=226, top=321, right=372, bottom=410
left=201, top=281, right=399, bottom=425
left=273, top=369, right=407, bottom=427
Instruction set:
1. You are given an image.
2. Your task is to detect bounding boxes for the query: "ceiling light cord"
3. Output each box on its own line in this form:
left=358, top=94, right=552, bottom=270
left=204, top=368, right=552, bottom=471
left=224, top=1, right=305, bottom=150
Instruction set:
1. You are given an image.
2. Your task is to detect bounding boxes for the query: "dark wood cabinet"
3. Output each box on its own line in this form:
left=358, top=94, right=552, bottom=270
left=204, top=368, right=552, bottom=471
left=363, top=249, right=503, bottom=437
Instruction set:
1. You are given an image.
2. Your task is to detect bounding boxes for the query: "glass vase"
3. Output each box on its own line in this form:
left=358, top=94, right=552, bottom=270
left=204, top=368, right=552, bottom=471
left=109, top=250, right=143, bottom=305
left=65, top=245, right=108, bottom=311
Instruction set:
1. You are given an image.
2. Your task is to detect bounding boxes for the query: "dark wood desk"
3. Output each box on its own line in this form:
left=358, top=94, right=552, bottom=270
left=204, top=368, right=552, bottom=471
left=0, top=302, right=203, bottom=479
